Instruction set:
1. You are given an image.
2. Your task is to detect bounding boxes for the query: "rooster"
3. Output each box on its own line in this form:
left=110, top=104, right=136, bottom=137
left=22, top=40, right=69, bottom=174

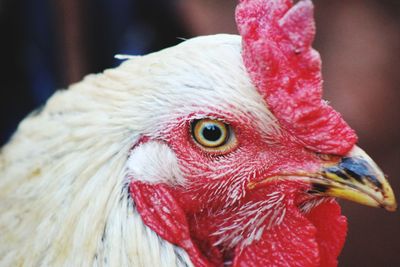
left=0, top=0, right=396, bottom=266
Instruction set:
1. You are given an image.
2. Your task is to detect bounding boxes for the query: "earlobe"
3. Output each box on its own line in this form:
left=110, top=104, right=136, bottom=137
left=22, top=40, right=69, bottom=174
left=126, top=140, right=185, bottom=185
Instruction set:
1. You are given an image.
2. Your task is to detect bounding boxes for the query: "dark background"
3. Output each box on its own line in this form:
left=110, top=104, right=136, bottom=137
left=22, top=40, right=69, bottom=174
left=1, top=0, right=399, bottom=266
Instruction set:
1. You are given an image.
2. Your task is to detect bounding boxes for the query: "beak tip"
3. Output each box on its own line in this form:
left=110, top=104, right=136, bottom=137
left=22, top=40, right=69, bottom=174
left=382, top=185, right=397, bottom=212
left=382, top=200, right=397, bottom=212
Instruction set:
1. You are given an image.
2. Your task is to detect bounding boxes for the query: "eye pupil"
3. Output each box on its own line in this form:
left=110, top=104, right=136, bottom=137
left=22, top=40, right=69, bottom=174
left=202, top=124, right=222, bottom=142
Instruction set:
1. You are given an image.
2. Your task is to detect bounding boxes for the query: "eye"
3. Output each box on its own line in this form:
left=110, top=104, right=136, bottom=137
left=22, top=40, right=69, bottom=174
left=191, top=119, right=237, bottom=153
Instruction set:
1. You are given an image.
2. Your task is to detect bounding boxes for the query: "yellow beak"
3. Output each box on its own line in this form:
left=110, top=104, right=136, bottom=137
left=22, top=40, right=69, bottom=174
left=310, top=146, right=397, bottom=211
left=247, top=146, right=397, bottom=212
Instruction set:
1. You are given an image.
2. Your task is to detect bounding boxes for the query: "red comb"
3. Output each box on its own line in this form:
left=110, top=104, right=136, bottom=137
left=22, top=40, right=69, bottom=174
left=236, top=0, right=357, bottom=155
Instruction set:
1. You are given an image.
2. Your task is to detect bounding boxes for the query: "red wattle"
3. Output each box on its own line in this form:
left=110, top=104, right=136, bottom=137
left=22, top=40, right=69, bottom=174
left=129, top=181, right=211, bottom=267
left=305, top=201, right=348, bottom=267
left=232, top=205, right=320, bottom=267
left=131, top=178, right=348, bottom=267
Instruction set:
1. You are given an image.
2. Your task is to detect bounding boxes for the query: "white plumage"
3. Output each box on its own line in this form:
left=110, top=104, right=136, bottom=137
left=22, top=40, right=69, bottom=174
left=0, top=34, right=278, bottom=266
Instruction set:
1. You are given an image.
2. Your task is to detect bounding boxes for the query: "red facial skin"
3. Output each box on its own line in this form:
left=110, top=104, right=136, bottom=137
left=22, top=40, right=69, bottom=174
left=129, top=117, right=348, bottom=267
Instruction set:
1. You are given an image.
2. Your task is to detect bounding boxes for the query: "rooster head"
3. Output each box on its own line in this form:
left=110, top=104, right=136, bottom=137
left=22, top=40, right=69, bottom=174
left=124, top=0, right=396, bottom=266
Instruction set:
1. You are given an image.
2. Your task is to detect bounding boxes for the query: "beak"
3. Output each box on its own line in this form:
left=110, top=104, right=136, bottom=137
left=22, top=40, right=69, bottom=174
left=310, top=146, right=397, bottom=212
left=247, top=146, right=397, bottom=212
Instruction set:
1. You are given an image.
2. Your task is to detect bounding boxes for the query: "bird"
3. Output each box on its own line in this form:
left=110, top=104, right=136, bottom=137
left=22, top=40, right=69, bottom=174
left=0, top=0, right=396, bottom=266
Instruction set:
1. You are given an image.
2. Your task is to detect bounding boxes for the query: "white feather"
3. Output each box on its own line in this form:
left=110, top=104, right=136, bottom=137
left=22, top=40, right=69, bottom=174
left=0, top=34, right=281, bottom=266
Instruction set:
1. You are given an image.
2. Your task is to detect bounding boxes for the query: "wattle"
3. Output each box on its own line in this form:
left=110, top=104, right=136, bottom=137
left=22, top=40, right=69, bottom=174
left=130, top=181, right=347, bottom=267
left=233, top=201, right=347, bottom=267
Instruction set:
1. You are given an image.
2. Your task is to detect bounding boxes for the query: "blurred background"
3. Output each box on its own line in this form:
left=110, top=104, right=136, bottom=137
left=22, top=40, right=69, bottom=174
left=0, top=0, right=399, bottom=265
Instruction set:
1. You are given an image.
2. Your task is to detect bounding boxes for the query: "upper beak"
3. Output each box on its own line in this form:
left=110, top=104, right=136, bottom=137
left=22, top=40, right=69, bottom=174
left=310, top=146, right=397, bottom=212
